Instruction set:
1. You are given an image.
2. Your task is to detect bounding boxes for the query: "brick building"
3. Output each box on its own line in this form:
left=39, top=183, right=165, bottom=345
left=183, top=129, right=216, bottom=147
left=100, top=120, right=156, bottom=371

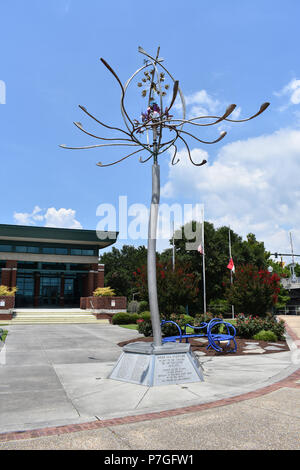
left=0, top=224, right=117, bottom=308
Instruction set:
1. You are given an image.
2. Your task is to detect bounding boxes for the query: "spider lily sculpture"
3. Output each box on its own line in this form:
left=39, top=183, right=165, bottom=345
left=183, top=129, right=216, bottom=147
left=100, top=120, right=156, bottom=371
left=60, top=46, right=270, bottom=348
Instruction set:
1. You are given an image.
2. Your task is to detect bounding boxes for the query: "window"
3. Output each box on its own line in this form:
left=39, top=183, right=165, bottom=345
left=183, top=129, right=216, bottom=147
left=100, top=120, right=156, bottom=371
left=70, top=248, right=95, bottom=256
left=82, top=249, right=95, bottom=256
left=55, top=248, right=68, bottom=255
left=0, top=245, right=12, bottom=252
left=42, top=247, right=55, bottom=254
left=70, top=249, right=81, bottom=256
left=16, top=246, right=39, bottom=253
left=16, top=276, right=34, bottom=297
left=27, top=246, right=39, bottom=254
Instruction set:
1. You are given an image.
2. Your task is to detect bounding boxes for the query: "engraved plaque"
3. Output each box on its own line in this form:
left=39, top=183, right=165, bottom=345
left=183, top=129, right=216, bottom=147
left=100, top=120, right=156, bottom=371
left=154, top=353, right=200, bottom=385
left=109, top=348, right=203, bottom=386
left=110, top=352, right=152, bottom=385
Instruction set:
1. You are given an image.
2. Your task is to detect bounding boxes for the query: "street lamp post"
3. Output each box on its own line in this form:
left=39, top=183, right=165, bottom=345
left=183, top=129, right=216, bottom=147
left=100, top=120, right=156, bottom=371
left=61, top=46, right=269, bottom=385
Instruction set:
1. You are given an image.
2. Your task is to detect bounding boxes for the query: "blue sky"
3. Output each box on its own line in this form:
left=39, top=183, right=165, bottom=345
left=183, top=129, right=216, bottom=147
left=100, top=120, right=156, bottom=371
left=1, top=0, right=300, bottom=262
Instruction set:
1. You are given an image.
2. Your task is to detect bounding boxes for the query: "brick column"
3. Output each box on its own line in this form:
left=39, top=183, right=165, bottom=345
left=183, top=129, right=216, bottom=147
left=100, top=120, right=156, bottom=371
left=1, top=261, right=17, bottom=288
left=1, top=268, right=11, bottom=287
left=87, top=270, right=95, bottom=296
left=95, top=264, right=105, bottom=290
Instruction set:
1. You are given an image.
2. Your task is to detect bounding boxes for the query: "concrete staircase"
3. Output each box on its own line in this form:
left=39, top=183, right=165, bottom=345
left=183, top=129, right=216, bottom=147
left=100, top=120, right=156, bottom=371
left=10, top=308, right=108, bottom=324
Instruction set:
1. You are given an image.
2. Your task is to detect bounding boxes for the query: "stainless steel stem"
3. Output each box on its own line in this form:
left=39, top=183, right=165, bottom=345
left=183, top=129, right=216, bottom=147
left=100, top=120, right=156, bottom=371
left=148, top=160, right=162, bottom=347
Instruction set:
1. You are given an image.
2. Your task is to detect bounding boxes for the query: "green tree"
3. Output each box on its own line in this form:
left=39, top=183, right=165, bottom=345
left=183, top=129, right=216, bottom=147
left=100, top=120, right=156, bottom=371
left=99, top=245, right=147, bottom=299
left=224, top=264, right=281, bottom=316
left=134, top=260, right=199, bottom=316
left=168, top=221, right=270, bottom=312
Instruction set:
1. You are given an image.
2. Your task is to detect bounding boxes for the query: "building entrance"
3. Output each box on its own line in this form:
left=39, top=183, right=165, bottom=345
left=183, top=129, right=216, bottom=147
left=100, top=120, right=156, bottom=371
left=40, top=276, right=60, bottom=306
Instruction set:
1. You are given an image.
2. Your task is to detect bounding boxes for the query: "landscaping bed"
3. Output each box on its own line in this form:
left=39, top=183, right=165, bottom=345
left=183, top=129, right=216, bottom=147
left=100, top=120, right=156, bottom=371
left=118, top=335, right=289, bottom=356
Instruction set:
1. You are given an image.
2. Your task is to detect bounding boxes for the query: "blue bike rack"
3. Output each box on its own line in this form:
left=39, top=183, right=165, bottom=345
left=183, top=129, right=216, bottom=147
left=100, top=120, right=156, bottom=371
left=207, top=318, right=237, bottom=353
left=161, top=318, right=237, bottom=353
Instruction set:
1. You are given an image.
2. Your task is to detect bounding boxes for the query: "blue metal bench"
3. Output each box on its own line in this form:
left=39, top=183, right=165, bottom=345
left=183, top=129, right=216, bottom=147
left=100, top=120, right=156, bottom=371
left=207, top=318, right=237, bottom=353
left=161, top=318, right=237, bottom=353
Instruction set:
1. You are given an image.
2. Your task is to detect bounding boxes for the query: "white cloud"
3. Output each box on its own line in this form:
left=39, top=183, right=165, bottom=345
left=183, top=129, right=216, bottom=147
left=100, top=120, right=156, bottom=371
left=275, top=78, right=300, bottom=110
left=14, top=206, right=82, bottom=229
left=161, top=127, right=300, bottom=261
left=173, top=88, right=242, bottom=136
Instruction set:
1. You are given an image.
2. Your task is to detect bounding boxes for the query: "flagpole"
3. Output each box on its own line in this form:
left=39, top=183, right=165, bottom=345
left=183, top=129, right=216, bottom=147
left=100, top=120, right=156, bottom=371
left=229, top=226, right=235, bottom=319
left=202, top=207, right=207, bottom=315
left=172, top=219, right=175, bottom=272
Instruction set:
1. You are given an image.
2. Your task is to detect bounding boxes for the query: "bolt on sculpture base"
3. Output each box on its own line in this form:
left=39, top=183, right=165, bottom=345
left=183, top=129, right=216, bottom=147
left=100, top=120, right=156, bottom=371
left=109, top=341, right=204, bottom=387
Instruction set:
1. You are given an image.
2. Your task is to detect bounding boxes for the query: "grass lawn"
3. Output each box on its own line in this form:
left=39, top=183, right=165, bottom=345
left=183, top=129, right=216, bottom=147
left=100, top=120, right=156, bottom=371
left=119, top=324, right=138, bottom=330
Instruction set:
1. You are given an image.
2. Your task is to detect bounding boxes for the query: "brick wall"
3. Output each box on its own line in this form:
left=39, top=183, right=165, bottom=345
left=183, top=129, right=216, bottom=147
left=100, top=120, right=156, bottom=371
left=80, top=296, right=127, bottom=311
left=0, top=296, right=15, bottom=310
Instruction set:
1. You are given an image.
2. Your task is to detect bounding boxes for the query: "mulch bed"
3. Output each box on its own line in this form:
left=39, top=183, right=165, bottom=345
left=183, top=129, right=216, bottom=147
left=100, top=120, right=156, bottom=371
left=118, top=336, right=290, bottom=356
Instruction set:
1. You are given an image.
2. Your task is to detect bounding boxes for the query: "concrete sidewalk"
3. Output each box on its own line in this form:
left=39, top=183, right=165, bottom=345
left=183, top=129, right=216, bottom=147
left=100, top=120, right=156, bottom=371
left=0, top=317, right=299, bottom=450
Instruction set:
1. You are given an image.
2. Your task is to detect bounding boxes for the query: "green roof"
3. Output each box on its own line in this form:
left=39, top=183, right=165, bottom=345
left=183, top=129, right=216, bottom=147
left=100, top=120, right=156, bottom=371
left=0, top=224, right=118, bottom=247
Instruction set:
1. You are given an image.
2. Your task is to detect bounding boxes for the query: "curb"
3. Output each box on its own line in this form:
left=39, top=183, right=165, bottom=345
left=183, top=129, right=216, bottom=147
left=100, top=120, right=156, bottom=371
left=0, top=318, right=299, bottom=444
left=0, top=365, right=299, bottom=443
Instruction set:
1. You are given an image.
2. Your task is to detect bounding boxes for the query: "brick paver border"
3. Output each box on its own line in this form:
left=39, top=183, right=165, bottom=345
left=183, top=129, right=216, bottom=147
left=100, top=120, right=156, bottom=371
left=0, top=319, right=299, bottom=443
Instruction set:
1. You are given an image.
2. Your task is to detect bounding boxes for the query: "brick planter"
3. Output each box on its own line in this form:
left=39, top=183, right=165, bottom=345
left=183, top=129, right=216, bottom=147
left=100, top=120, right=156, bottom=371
left=0, top=296, right=15, bottom=320
left=80, top=296, right=127, bottom=321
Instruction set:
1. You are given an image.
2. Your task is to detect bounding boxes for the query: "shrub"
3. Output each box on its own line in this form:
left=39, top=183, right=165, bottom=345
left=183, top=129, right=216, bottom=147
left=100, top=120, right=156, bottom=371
left=236, top=314, right=285, bottom=340
left=93, top=286, right=115, bottom=297
left=112, top=312, right=139, bottom=325
left=137, top=320, right=153, bottom=337
left=208, top=299, right=230, bottom=316
left=253, top=330, right=278, bottom=342
left=139, top=311, right=151, bottom=321
left=138, top=301, right=149, bottom=313
left=0, top=286, right=17, bottom=296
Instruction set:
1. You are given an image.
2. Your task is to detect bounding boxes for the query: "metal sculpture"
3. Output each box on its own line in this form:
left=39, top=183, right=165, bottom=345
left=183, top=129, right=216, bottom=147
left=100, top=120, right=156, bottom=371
left=60, top=46, right=269, bottom=349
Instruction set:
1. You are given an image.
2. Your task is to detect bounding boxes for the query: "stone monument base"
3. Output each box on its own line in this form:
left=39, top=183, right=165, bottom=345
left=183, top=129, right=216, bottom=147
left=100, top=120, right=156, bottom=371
left=109, top=342, right=204, bottom=386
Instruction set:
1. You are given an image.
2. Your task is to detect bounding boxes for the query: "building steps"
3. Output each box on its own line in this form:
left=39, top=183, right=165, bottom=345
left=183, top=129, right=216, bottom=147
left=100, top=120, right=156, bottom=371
left=10, top=308, right=108, bottom=324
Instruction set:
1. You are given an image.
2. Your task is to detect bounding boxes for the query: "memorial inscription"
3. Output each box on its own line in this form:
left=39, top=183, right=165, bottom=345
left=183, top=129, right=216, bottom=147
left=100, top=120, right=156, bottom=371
left=154, top=353, right=199, bottom=385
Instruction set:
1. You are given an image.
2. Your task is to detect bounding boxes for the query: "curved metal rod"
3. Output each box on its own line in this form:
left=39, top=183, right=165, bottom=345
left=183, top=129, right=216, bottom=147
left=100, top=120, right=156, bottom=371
left=60, top=143, right=141, bottom=150
left=97, top=147, right=145, bottom=167
left=177, top=134, right=207, bottom=167
left=78, top=105, right=131, bottom=137
left=166, top=126, right=227, bottom=145
left=160, top=104, right=237, bottom=128
left=122, top=62, right=151, bottom=134
left=224, top=102, right=270, bottom=122
left=138, top=46, right=186, bottom=132
left=171, top=144, right=179, bottom=165
left=73, top=121, right=134, bottom=142
left=139, top=152, right=154, bottom=164
left=162, top=102, right=269, bottom=127
left=100, top=58, right=135, bottom=130
left=166, top=80, right=179, bottom=113
left=131, top=126, right=179, bottom=157
left=139, top=47, right=164, bottom=151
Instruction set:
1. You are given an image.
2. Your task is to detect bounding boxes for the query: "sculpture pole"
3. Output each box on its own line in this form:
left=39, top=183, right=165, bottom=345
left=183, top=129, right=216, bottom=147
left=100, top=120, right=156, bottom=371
left=60, top=47, right=270, bottom=385
left=148, top=123, right=162, bottom=345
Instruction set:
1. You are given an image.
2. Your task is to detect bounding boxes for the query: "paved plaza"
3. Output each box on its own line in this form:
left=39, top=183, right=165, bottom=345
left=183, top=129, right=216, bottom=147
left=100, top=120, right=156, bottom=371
left=0, top=317, right=299, bottom=449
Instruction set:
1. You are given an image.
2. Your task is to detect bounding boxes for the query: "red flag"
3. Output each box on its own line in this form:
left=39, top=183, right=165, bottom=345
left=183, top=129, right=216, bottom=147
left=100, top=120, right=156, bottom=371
left=227, top=258, right=235, bottom=273
left=197, top=244, right=204, bottom=254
